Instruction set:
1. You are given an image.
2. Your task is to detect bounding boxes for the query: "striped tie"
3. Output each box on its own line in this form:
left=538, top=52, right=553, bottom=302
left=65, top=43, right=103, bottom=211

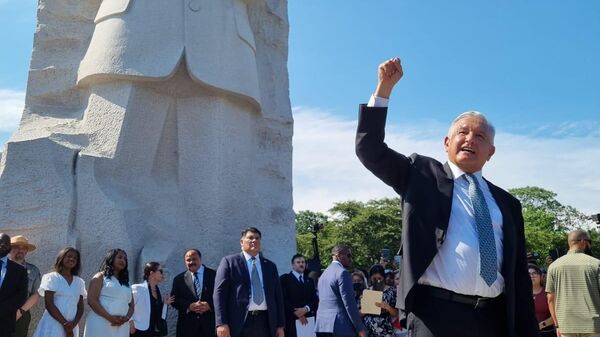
left=464, top=173, right=497, bottom=286
left=193, top=272, right=202, bottom=298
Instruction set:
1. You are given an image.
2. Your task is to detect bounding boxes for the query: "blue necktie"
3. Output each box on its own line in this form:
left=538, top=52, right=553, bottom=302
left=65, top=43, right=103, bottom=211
left=251, top=257, right=264, bottom=305
left=464, top=173, right=497, bottom=286
left=193, top=272, right=202, bottom=298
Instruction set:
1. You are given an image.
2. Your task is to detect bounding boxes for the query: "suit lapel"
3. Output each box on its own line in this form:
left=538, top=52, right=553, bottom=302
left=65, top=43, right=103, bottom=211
left=239, top=253, right=251, bottom=287
left=184, top=271, right=197, bottom=299
left=260, top=256, right=270, bottom=295
left=486, top=179, right=516, bottom=277
left=437, top=162, right=455, bottom=232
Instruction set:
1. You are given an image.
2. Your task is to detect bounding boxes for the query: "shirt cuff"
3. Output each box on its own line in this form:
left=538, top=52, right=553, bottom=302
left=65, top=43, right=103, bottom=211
left=367, top=95, right=389, bottom=108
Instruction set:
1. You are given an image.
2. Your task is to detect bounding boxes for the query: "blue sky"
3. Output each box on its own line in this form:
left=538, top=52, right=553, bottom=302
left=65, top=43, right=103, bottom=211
left=1, top=1, right=599, bottom=215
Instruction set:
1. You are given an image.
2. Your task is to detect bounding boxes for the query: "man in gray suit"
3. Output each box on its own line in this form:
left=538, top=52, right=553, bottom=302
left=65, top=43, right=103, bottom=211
left=315, top=245, right=366, bottom=337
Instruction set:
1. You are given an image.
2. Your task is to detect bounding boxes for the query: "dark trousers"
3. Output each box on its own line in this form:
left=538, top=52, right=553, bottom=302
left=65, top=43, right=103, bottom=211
left=241, top=311, right=270, bottom=337
left=11, top=311, right=30, bottom=337
left=406, top=286, right=507, bottom=337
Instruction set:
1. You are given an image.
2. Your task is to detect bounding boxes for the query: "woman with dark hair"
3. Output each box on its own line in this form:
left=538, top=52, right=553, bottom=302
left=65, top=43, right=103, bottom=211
left=529, top=264, right=555, bottom=336
left=129, top=262, right=174, bottom=337
left=360, top=264, right=398, bottom=337
left=84, top=249, right=134, bottom=337
left=32, top=247, right=87, bottom=337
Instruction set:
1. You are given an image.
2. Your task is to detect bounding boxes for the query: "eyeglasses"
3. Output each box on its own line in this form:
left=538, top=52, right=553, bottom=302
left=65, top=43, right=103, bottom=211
left=529, top=272, right=540, bottom=276
left=154, top=269, right=164, bottom=274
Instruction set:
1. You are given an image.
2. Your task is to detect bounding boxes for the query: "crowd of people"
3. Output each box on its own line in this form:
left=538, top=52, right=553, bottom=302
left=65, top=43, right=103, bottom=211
left=0, top=228, right=409, bottom=337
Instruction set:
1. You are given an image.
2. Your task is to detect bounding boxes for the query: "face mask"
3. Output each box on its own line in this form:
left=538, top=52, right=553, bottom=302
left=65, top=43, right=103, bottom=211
left=584, top=246, right=593, bottom=256
left=353, top=283, right=365, bottom=291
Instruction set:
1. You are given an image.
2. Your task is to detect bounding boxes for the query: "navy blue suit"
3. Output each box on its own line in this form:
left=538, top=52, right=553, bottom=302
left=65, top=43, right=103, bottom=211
left=0, top=259, right=27, bottom=337
left=213, top=253, right=285, bottom=337
left=315, top=261, right=365, bottom=337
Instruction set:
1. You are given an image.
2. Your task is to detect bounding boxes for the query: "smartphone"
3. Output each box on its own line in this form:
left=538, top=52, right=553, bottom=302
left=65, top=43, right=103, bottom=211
left=381, top=248, right=390, bottom=262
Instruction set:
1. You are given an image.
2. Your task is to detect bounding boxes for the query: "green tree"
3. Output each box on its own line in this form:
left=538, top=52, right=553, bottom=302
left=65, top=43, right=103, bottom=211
left=509, top=186, right=595, bottom=265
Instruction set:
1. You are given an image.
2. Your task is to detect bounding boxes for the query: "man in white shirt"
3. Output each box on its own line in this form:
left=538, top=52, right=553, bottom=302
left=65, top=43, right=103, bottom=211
left=355, top=58, right=537, bottom=337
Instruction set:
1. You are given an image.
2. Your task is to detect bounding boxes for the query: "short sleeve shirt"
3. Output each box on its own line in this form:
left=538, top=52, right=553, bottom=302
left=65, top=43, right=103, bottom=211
left=545, top=252, right=600, bottom=333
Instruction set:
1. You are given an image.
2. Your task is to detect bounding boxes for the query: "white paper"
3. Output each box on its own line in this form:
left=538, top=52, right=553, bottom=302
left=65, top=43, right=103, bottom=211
left=295, top=316, right=316, bottom=337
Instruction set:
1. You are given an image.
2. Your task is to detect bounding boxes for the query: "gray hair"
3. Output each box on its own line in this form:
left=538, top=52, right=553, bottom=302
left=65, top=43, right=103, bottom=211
left=448, top=111, right=496, bottom=143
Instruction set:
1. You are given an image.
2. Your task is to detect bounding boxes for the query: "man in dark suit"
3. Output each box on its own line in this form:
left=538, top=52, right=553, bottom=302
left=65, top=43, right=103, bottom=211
left=171, top=249, right=216, bottom=337
left=214, top=227, right=285, bottom=337
left=315, top=245, right=366, bottom=337
left=355, top=58, right=538, bottom=337
left=279, top=254, right=318, bottom=337
left=0, top=233, right=28, bottom=337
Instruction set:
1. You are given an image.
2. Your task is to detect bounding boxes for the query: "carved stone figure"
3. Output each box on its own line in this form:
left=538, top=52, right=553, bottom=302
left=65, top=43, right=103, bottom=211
left=0, top=0, right=294, bottom=299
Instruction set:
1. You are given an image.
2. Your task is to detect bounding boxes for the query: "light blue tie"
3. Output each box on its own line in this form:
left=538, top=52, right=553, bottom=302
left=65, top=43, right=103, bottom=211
left=251, top=257, right=264, bottom=305
left=464, top=173, right=497, bottom=286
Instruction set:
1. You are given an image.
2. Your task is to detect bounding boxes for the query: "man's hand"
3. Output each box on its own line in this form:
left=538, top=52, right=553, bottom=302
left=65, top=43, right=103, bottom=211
left=217, top=324, right=231, bottom=337
left=189, top=302, right=202, bottom=313
left=293, top=307, right=308, bottom=318
left=198, top=301, right=211, bottom=313
left=298, top=316, right=309, bottom=325
left=16, top=310, right=22, bottom=321
left=276, top=327, right=285, bottom=337
left=358, top=329, right=367, bottom=337
left=556, top=328, right=561, bottom=337
left=375, top=57, right=403, bottom=99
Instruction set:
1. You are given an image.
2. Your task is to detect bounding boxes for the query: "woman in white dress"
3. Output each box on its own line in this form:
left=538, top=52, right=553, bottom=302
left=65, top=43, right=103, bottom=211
left=32, top=247, right=87, bottom=337
left=83, top=249, right=134, bottom=337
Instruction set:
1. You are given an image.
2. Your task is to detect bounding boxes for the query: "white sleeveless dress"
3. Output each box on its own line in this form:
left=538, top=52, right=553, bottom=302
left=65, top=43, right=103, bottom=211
left=32, top=272, right=87, bottom=337
left=83, top=276, right=132, bottom=337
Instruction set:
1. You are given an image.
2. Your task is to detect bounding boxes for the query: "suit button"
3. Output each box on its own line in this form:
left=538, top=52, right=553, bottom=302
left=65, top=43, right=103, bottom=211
left=188, top=0, right=201, bottom=11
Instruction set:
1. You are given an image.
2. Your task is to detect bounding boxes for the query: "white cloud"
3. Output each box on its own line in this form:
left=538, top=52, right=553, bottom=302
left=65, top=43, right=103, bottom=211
left=292, top=106, right=600, bottom=216
left=0, top=89, right=24, bottom=132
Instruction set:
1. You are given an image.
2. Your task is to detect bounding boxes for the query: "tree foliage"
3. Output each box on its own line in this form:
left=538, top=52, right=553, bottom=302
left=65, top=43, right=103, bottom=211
left=295, top=186, right=598, bottom=271
left=296, top=198, right=402, bottom=270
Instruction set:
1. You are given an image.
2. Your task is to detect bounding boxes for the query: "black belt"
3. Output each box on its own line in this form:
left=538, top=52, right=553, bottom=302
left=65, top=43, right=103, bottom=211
left=247, top=310, right=267, bottom=316
left=422, top=285, right=503, bottom=309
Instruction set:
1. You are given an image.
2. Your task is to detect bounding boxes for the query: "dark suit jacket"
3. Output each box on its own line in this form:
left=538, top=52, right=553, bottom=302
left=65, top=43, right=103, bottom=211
left=315, top=262, right=365, bottom=337
left=214, top=252, right=285, bottom=337
left=171, top=266, right=216, bottom=337
left=0, top=259, right=28, bottom=337
left=280, top=272, right=318, bottom=337
left=355, top=105, right=538, bottom=337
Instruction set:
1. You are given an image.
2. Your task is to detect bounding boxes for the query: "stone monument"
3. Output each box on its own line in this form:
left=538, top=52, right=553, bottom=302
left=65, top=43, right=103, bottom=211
left=0, top=0, right=293, bottom=296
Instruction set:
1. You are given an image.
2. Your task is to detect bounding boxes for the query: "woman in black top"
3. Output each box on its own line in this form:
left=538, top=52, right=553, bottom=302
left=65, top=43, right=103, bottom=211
left=129, top=262, right=174, bottom=337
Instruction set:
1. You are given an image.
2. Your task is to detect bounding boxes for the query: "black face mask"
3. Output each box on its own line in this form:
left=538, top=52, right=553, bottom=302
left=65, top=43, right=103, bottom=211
left=353, top=283, right=365, bottom=291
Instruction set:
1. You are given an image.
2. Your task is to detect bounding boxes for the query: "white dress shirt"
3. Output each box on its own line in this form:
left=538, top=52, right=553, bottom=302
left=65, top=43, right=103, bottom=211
left=368, top=96, right=505, bottom=297
left=243, top=251, right=268, bottom=310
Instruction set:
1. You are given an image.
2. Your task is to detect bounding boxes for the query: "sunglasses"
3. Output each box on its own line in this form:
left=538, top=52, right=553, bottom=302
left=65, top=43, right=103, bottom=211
left=154, top=269, right=164, bottom=274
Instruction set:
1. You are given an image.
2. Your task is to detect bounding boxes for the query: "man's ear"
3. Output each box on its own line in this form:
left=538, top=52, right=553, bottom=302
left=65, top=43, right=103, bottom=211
left=487, top=145, right=496, bottom=161
left=443, top=136, right=450, bottom=153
